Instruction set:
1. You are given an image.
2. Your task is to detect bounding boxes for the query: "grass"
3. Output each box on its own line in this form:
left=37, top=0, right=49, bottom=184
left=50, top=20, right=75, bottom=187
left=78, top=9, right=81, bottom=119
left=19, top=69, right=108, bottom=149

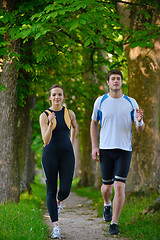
left=1, top=175, right=159, bottom=240
left=72, top=179, right=160, bottom=240
left=0, top=174, right=49, bottom=240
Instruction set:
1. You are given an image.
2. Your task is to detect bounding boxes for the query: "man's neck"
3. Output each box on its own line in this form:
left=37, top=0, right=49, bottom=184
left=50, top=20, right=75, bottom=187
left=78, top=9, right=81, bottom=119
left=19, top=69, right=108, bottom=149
left=109, top=90, right=123, bottom=99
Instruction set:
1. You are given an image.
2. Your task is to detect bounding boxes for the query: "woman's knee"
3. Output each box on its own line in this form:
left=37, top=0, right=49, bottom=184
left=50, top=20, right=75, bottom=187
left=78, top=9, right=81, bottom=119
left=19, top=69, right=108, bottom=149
left=58, top=189, right=70, bottom=201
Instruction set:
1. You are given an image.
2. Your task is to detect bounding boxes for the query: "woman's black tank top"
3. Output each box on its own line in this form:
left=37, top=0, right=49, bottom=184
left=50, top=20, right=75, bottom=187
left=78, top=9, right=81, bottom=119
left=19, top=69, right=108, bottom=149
left=44, top=107, right=72, bottom=150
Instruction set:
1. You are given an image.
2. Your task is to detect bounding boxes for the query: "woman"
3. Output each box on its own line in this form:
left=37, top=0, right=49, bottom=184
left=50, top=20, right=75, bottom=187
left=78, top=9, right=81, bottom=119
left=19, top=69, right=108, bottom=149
left=39, top=84, right=77, bottom=239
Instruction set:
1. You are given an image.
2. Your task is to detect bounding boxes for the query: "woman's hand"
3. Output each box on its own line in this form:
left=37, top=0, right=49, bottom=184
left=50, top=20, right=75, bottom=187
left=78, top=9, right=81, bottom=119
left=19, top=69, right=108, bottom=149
left=48, top=112, right=56, bottom=124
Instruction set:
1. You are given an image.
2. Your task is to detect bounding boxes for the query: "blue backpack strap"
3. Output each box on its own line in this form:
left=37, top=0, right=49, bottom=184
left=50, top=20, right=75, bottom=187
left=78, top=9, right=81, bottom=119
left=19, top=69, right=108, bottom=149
left=123, top=95, right=134, bottom=122
left=97, top=94, right=109, bottom=126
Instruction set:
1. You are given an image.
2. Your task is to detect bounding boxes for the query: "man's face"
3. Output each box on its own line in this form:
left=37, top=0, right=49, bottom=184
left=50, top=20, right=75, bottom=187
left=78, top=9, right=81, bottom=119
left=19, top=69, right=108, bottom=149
left=107, top=74, right=122, bottom=92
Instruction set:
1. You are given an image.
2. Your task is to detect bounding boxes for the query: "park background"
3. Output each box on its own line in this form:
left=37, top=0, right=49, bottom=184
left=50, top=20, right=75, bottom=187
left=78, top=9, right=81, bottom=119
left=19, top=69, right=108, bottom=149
left=0, top=0, right=160, bottom=239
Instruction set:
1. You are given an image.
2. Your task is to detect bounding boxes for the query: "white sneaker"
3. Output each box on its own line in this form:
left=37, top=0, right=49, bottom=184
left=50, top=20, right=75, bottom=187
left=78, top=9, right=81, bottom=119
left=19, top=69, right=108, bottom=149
left=57, top=202, right=63, bottom=216
left=51, top=226, right=61, bottom=239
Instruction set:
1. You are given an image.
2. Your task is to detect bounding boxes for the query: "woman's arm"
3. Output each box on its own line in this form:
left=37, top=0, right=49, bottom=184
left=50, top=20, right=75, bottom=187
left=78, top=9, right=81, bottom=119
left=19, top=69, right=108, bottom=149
left=69, top=110, right=77, bottom=145
left=39, top=112, right=55, bottom=146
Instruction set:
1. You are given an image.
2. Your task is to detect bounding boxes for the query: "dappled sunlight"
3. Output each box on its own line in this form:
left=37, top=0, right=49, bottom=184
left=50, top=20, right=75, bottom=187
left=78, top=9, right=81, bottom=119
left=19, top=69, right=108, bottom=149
left=129, top=46, right=141, bottom=60
left=139, top=61, right=150, bottom=77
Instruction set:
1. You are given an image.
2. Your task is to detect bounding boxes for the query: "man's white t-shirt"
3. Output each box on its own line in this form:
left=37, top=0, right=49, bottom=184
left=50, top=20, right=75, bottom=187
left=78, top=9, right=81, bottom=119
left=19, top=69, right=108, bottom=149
left=91, top=93, right=139, bottom=151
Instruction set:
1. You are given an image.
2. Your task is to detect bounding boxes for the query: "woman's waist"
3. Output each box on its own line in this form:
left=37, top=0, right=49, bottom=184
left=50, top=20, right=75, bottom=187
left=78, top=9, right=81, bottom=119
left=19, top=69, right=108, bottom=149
left=43, top=140, right=72, bottom=150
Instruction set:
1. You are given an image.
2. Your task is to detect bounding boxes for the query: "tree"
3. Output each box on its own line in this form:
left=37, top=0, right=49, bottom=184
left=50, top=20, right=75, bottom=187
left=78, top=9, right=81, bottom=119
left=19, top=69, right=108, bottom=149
left=17, top=40, right=36, bottom=192
left=17, top=0, right=159, bottom=189
left=117, top=0, right=160, bottom=192
left=0, top=0, right=39, bottom=202
left=0, top=0, right=159, bottom=198
left=0, top=0, right=20, bottom=203
left=78, top=48, right=95, bottom=186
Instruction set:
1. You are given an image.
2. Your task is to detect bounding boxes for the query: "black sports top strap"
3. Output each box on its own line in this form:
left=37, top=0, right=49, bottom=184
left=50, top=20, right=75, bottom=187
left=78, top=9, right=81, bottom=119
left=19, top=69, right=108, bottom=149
left=44, top=109, right=53, bottom=117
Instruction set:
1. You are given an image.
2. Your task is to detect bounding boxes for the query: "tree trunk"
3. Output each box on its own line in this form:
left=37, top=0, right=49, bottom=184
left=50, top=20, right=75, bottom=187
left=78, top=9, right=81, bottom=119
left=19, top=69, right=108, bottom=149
left=0, top=42, right=20, bottom=203
left=17, top=95, right=36, bottom=193
left=118, top=1, right=160, bottom=192
left=79, top=49, right=95, bottom=186
left=79, top=114, right=94, bottom=186
left=142, top=195, right=160, bottom=214
left=0, top=0, right=20, bottom=203
left=17, top=40, right=36, bottom=193
left=94, top=43, right=108, bottom=190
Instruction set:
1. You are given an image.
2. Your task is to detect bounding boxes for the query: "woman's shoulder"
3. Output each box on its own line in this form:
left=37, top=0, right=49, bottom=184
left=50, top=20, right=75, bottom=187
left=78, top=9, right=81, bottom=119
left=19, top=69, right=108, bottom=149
left=67, top=109, right=75, bottom=120
left=39, top=110, right=49, bottom=120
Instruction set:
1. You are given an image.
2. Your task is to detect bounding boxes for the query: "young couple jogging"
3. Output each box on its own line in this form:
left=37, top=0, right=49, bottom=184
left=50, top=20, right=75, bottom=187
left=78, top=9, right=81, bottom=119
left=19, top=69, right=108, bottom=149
left=40, top=69, right=145, bottom=239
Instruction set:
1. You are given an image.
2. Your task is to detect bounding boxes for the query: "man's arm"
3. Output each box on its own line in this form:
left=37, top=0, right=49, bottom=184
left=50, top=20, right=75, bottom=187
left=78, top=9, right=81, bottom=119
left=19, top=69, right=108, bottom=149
left=134, top=108, right=145, bottom=132
left=90, top=119, right=100, bottom=162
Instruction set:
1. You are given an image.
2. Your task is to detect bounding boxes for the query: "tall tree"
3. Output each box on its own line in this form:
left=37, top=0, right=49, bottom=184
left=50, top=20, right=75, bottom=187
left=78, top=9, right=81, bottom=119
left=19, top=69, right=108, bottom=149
left=17, top=39, right=36, bottom=193
left=1, top=0, right=159, bottom=195
left=79, top=48, right=95, bottom=186
left=0, top=0, right=20, bottom=202
left=117, top=0, right=160, bottom=192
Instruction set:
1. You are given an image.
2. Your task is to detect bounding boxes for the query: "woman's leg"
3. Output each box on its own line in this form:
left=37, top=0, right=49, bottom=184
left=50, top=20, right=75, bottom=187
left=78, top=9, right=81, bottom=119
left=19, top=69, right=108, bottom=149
left=42, top=149, right=59, bottom=223
left=57, top=148, right=75, bottom=202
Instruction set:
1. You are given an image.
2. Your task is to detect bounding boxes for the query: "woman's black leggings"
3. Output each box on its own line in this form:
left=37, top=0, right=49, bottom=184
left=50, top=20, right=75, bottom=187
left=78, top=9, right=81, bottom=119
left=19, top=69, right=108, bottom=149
left=42, top=146, right=75, bottom=222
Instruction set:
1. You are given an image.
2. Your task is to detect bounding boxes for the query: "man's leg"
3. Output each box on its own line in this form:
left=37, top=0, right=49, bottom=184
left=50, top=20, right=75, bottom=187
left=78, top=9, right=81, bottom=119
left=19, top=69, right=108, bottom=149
left=111, top=181, right=125, bottom=224
left=101, top=184, right=113, bottom=222
left=101, top=184, right=113, bottom=204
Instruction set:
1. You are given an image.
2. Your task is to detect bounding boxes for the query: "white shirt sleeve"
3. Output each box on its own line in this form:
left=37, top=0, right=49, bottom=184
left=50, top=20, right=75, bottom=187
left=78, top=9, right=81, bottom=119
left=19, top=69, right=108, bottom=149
left=130, top=97, right=139, bottom=122
left=91, top=96, right=102, bottom=121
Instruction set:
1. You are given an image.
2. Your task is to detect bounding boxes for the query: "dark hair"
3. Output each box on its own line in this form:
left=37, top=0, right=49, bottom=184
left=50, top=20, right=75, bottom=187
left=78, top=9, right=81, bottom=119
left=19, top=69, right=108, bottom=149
left=49, top=84, right=65, bottom=97
left=107, top=69, right=123, bottom=81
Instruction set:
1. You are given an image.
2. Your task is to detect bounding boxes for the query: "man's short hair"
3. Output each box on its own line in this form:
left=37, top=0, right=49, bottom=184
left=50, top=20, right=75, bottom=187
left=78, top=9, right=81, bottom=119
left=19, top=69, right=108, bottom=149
left=107, top=69, right=123, bottom=81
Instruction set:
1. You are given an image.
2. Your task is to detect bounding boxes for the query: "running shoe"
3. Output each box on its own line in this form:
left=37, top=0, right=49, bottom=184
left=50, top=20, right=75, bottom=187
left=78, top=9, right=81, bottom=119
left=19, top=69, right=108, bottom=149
left=51, top=225, right=61, bottom=239
left=103, top=205, right=112, bottom=222
left=57, top=202, right=63, bottom=215
left=109, top=223, right=120, bottom=235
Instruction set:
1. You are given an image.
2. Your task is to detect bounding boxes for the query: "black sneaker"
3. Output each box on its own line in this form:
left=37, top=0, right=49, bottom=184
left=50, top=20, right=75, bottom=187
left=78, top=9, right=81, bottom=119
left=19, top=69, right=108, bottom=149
left=109, top=223, right=120, bottom=235
left=103, top=205, right=112, bottom=222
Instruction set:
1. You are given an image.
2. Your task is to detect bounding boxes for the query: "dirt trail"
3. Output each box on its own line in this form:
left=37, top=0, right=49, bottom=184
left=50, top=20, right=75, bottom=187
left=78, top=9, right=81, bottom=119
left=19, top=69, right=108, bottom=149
left=44, top=192, right=129, bottom=240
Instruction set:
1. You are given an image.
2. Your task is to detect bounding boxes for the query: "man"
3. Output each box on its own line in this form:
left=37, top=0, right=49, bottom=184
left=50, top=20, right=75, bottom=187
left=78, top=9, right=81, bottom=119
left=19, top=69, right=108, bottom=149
left=90, top=69, right=145, bottom=235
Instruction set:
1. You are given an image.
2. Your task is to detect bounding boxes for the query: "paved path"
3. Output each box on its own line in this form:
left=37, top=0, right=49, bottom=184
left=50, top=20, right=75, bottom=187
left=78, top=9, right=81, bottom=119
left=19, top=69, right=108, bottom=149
left=44, top=192, right=129, bottom=240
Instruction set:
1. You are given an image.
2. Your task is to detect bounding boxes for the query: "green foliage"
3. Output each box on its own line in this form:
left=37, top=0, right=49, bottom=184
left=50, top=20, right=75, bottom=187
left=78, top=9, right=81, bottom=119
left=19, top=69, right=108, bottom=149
left=9, top=0, right=159, bottom=54
left=0, top=83, right=7, bottom=91
left=1, top=1, right=159, bottom=61
left=1, top=0, right=159, bottom=167
left=17, top=0, right=123, bottom=56
left=0, top=174, right=48, bottom=240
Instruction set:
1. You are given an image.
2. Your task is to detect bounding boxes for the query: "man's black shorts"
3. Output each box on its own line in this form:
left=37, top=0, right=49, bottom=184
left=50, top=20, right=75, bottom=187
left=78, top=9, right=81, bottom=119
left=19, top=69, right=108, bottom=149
left=100, top=149, right=132, bottom=185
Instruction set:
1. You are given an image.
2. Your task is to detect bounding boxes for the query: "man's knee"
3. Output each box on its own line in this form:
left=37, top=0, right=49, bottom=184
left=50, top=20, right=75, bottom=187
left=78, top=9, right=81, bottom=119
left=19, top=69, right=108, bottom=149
left=114, top=181, right=125, bottom=195
left=101, top=184, right=113, bottom=193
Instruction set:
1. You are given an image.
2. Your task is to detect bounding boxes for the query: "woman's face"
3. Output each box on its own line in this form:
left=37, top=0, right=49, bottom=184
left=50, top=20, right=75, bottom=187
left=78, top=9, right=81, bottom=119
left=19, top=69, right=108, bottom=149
left=49, top=87, right=64, bottom=106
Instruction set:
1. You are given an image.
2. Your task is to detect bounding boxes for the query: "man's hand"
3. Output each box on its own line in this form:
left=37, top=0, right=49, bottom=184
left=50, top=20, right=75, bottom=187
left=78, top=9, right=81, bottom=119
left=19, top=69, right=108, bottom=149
left=135, top=108, right=145, bottom=131
left=92, top=147, right=100, bottom=162
left=136, top=108, right=143, bottom=122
